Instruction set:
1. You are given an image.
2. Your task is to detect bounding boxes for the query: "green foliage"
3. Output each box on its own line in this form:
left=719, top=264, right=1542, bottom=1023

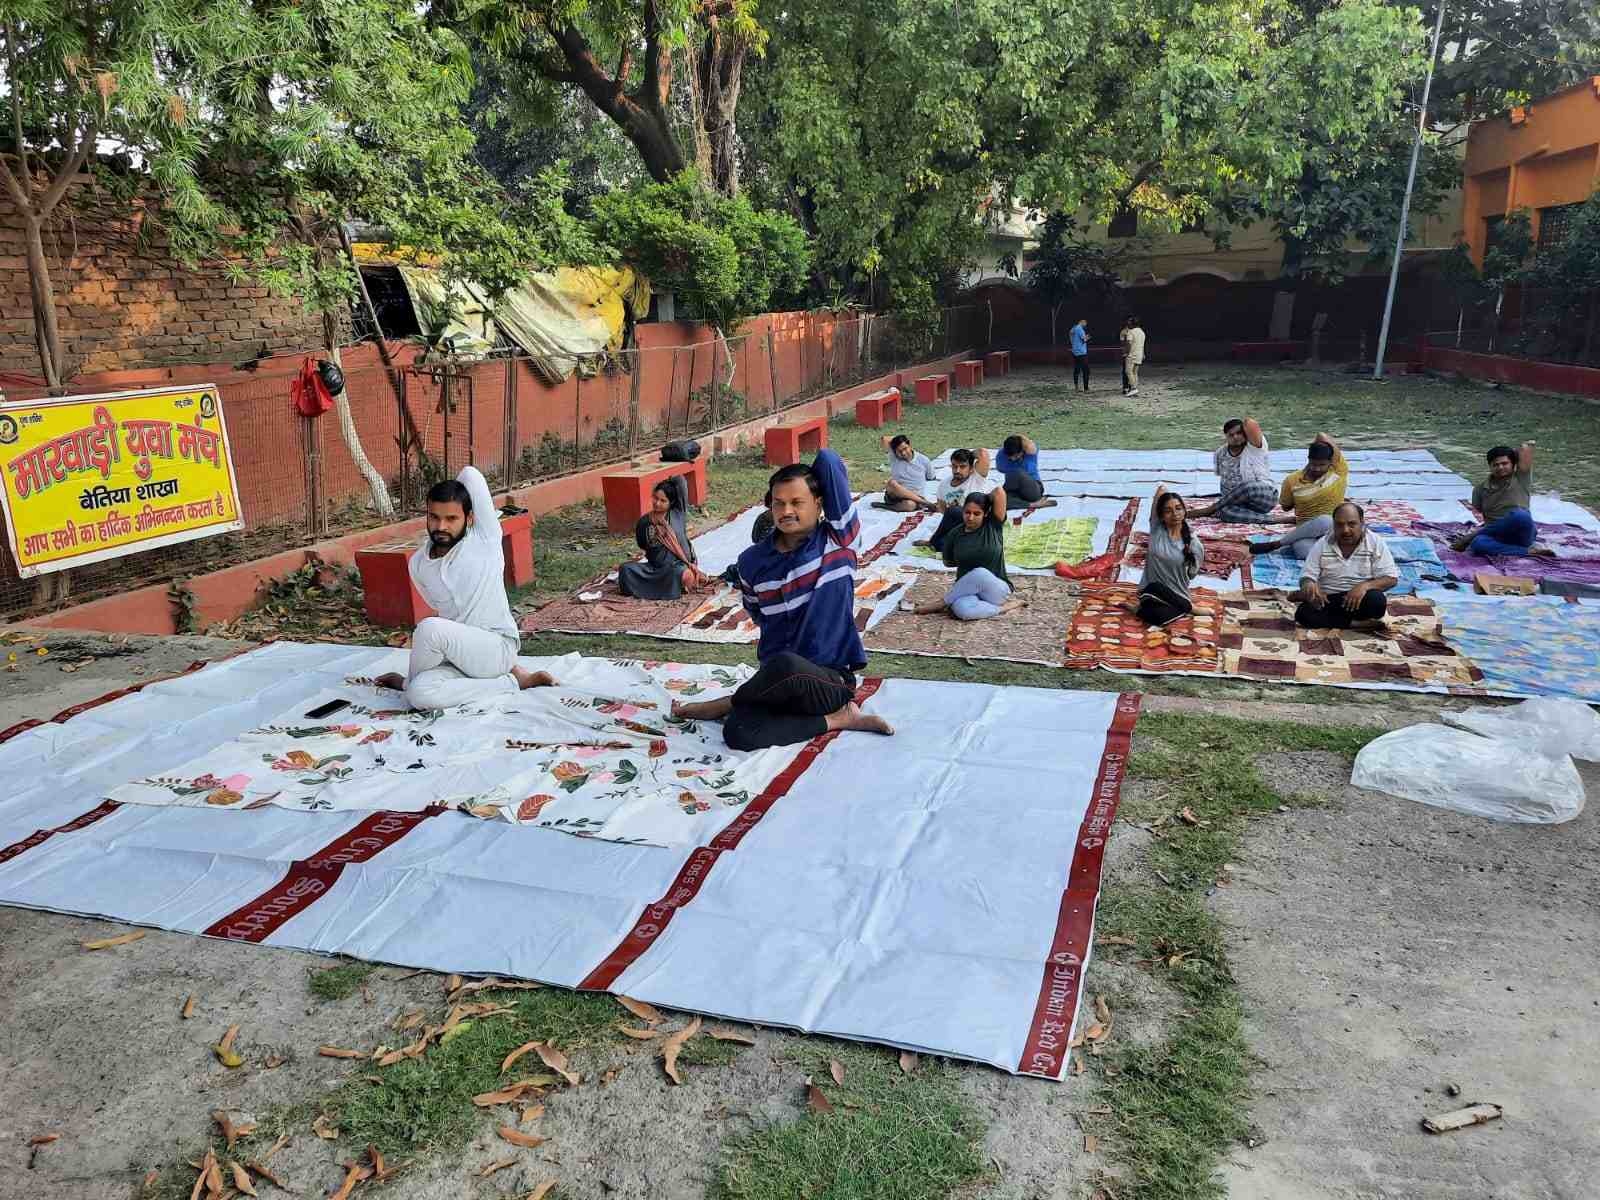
left=1422, top=0, right=1600, bottom=125
left=1025, top=214, right=1128, bottom=310
left=589, top=173, right=809, bottom=332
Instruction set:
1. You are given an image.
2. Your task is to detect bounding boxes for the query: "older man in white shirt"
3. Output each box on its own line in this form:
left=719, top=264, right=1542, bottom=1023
left=373, top=465, right=553, bottom=708
left=1292, top=501, right=1399, bottom=630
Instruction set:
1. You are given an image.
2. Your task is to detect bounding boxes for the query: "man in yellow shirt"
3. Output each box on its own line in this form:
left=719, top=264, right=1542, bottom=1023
left=1250, top=433, right=1346, bottom=559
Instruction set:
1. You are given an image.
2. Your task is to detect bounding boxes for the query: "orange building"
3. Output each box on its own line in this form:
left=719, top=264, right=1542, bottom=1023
left=1462, top=76, right=1600, bottom=266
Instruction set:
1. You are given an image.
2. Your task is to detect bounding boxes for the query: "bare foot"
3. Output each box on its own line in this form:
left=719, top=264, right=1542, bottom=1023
left=672, top=697, right=733, bottom=721
left=513, top=667, right=556, bottom=689
left=911, top=538, right=933, bottom=548
left=998, top=597, right=1026, bottom=616
left=824, top=701, right=894, bottom=736
left=1529, top=546, right=1555, bottom=558
left=908, top=600, right=947, bottom=615
left=1119, top=602, right=1142, bottom=617
left=373, top=672, right=405, bottom=691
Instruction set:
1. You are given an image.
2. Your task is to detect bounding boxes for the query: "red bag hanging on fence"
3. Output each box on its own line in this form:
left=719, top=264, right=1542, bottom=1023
left=291, top=357, right=334, bottom=417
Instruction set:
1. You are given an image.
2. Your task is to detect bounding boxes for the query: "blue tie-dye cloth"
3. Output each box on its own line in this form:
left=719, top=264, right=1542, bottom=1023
left=1247, top=535, right=1450, bottom=595
left=1431, top=593, right=1600, bottom=701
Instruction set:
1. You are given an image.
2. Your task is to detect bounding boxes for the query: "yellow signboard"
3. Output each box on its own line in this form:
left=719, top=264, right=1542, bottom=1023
left=0, top=384, right=244, bottom=577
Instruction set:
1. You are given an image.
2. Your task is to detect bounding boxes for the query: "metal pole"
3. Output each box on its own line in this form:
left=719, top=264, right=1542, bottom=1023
left=1373, top=1, right=1447, bottom=380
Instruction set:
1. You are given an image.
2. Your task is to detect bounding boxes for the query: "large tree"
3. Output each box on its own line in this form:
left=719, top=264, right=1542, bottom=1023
left=448, top=0, right=762, bottom=195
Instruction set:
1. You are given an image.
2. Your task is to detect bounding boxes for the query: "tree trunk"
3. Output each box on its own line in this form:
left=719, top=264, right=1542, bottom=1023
left=21, top=214, right=65, bottom=392
left=321, top=311, right=396, bottom=519
left=697, top=14, right=748, bottom=196
left=1270, top=235, right=1306, bottom=342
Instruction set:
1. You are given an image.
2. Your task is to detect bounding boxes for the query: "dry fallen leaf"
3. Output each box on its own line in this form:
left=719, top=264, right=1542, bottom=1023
left=1084, top=1135, right=1099, bottom=1154
left=1070, top=1055, right=1085, bottom=1077
left=473, top=1084, right=533, bottom=1107
left=394, top=1009, right=424, bottom=1032
left=181, top=995, right=196, bottom=1020
left=229, top=1161, right=258, bottom=1196
left=1097, top=935, right=1138, bottom=948
left=497, top=1126, right=548, bottom=1149
left=524, top=1184, right=556, bottom=1200
left=1178, top=806, right=1200, bottom=825
left=318, top=1045, right=366, bottom=1059
left=1084, top=1023, right=1107, bottom=1042
left=520, top=1103, right=545, bottom=1126
left=535, top=1042, right=581, bottom=1087
left=806, top=1081, right=833, bottom=1114
left=263, top=1133, right=289, bottom=1161
left=899, top=1051, right=919, bottom=1074
left=707, top=1027, right=756, bottom=1045
left=329, top=1161, right=372, bottom=1200
left=245, top=1159, right=288, bottom=1190
left=501, top=1041, right=540, bottom=1074
left=444, top=973, right=463, bottom=994
left=312, top=1114, right=339, bottom=1140
left=660, top=1016, right=702, bottom=1086
left=601, top=1068, right=620, bottom=1086
left=617, top=1024, right=661, bottom=1040
left=213, top=1025, right=244, bottom=1069
left=368, top=1145, right=396, bottom=1182
left=448, top=977, right=544, bottom=1001
left=617, top=996, right=665, bottom=1025
left=29, top=1133, right=60, bottom=1146
left=83, top=930, right=146, bottom=950
left=829, top=1059, right=845, bottom=1086
left=200, top=1149, right=223, bottom=1199
left=478, top=1158, right=518, bottom=1178
left=261, top=1054, right=286, bottom=1070
left=1095, top=996, right=1112, bottom=1025
left=213, top=1111, right=237, bottom=1149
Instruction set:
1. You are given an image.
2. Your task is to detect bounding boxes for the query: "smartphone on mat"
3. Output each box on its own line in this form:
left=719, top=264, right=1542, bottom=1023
left=304, top=698, right=351, bottom=720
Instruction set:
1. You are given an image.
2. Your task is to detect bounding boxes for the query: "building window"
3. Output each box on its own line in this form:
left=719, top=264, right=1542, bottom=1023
left=1537, top=202, right=1582, bottom=255
left=1108, top=207, right=1138, bottom=239
left=1483, top=214, right=1506, bottom=255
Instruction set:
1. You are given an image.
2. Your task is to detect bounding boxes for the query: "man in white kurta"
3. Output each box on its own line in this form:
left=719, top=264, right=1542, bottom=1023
left=374, top=466, right=551, bottom=709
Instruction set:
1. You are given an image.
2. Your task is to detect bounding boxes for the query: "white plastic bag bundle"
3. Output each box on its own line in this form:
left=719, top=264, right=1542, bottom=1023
left=1441, top=697, right=1600, bottom=762
left=1351, top=704, right=1590, bottom=824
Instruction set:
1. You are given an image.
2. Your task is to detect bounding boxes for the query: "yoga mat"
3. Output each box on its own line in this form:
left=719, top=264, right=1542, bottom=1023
left=1431, top=592, right=1600, bottom=703
left=863, top=573, right=1079, bottom=666
left=1062, top=583, right=1223, bottom=673
left=1245, top=535, right=1451, bottom=595
left=0, top=642, right=1141, bottom=1078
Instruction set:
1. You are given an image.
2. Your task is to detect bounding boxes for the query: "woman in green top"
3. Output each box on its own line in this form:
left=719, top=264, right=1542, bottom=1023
left=905, top=486, right=1023, bottom=620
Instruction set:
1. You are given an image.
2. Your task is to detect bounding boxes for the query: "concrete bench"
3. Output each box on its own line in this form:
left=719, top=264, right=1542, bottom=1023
left=954, top=359, right=985, bottom=388
left=853, top=387, right=902, bottom=429
left=984, top=350, right=1011, bottom=377
left=764, top=415, right=829, bottom=466
left=913, top=374, right=950, bottom=405
left=356, top=511, right=534, bottom=628
left=600, top=458, right=709, bottom=534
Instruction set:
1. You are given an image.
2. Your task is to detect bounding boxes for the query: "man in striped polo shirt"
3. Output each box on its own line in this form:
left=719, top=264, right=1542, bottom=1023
left=1291, top=501, right=1399, bottom=630
left=671, top=448, right=895, bottom=750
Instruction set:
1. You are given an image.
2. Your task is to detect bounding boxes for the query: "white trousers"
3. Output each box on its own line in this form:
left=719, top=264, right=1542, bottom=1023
left=405, top=616, right=518, bottom=710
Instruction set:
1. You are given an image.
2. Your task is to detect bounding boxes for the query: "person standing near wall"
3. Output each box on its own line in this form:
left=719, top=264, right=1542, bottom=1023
left=1124, top=316, right=1146, bottom=396
left=1070, top=318, right=1091, bottom=392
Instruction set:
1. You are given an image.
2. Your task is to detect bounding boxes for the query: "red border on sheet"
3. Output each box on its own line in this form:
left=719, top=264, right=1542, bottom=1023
left=1016, top=691, right=1142, bottom=1078
left=202, top=805, right=445, bottom=943
left=0, top=798, right=122, bottom=868
left=577, top=676, right=884, bottom=991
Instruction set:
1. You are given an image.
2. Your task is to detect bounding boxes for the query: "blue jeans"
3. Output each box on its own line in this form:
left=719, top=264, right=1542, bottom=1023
left=945, top=567, right=1011, bottom=620
left=1469, top=507, right=1535, bottom=556
left=1280, top=514, right=1333, bottom=559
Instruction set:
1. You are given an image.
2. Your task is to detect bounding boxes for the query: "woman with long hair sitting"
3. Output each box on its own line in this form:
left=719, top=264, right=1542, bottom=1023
left=618, top=476, right=711, bottom=599
left=905, top=485, right=1024, bottom=620
left=1133, top=484, right=1205, bottom=626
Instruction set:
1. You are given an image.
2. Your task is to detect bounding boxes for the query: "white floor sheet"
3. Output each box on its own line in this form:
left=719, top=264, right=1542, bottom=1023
left=0, top=642, right=1136, bottom=1078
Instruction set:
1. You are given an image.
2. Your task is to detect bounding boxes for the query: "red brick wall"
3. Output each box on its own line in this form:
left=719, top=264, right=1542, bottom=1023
left=0, top=194, right=331, bottom=380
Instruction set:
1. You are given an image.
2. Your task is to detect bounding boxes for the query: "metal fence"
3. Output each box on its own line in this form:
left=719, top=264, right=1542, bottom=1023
left=0, top=305, right=988, bottom=621
left=1426, top=289, right=1600, bottom=366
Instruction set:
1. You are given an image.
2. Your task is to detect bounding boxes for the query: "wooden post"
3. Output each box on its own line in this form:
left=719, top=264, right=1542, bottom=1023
left=767, top=330, right=781, bottom=413
left=440, top=367, right=453, bottom=478
left=626, top=348, right=642, bottom=452
left=303, top=413, right=321, bottom=541
left=573, top=369, right=583, bottom=467
left=711, top=337, right=723, bottom=427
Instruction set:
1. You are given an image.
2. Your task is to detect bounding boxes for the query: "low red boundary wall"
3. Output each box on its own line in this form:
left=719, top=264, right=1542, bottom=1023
left=1419, top=345, right=1600, bottom=399
left=17, top=350, right=974, bottom=635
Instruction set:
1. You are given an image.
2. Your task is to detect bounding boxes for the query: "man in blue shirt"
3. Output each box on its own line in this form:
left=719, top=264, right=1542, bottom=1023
left=1070, top=318, right=1091, bottom=391
left=671, top=449, right=895, bottom=750
left=998, top=434, right=1054, bottom=510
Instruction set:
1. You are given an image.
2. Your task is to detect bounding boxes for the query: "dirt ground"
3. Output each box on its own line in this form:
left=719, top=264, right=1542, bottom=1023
left=5, top=633, right=1595, bottom=1199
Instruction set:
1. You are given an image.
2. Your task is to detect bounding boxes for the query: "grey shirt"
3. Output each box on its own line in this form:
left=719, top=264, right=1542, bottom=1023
left=890, top=451, right=937, bottom=490
left=1143, top=507, right=1205, bottom=595
left=1472, top=467, right=1532, bottom=522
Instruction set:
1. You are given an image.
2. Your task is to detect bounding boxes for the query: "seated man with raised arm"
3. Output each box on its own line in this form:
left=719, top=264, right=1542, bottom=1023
left=1189, top=416, right=1276, bottom=521
left=1453, top=441, right=1552, bottom=557
left=996, top=434, right=1055, bottom=510
left=374, top=466, right=554, bottom=708
left=1291, top=501, right=1399, bottom=630
left=913, top=446, right=993, bottom=554
left=1251, top=433, right=1347, bottom=558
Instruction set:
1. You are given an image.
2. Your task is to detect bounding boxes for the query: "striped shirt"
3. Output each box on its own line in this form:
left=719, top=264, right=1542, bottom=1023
left=736, top=448, right=867, bottom=671
left=1302, top=530, right=1398, bottom=594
